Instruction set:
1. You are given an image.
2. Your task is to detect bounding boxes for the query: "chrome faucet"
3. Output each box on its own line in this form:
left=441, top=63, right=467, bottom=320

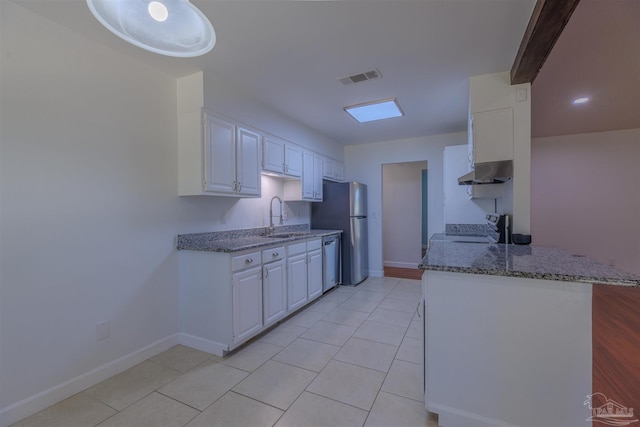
left=269, top=196, right=283, bottom=234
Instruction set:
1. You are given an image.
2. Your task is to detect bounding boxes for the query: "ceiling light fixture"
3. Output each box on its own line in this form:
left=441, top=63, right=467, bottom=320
left=344, top=98, right=404, bottom=123
left=86, top=0, right=216, bottom=58
left=572, top=97, right=590, bottom=105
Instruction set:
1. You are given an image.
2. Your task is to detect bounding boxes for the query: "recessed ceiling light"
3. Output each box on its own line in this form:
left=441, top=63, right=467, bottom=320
left=86, top=0, right=216, bottom=57
left=344, top=98, right=404, bottom=123
left=572, top=97, right=590, bottom=105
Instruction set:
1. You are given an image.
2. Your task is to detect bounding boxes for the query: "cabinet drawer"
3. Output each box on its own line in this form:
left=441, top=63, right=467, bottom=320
left=306, top=238, right=322, bottom=251
left=262, top=246, right=285, bottom=263
left=232, top=251, right=261, bottom=272
left=287, top=241, right=307, bottom=256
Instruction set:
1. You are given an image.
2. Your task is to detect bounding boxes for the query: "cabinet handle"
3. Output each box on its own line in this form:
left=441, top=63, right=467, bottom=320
left=273, top=252, right=278, bottom=257
left=245, top=258, right=253, bottom=264
left=264, top=267, right=268, bottom=278
left=232, top=180, right=237, bottom=191
left=238, top=182, right=242, bottom=192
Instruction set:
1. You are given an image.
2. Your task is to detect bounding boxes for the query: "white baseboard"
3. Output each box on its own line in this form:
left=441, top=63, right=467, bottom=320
left=383, top=261, right=420, bottom=269
left=0, top=334, right=179, bottom=427
left=178, top=333, right=228, bottom=357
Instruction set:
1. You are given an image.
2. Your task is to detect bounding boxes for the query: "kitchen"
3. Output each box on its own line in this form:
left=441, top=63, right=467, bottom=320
left=2, top=1, right=639, bottom=427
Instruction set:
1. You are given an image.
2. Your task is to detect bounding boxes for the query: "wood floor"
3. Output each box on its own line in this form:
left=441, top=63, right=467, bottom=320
left=384, top=266, right=423, bottom=280
left=592, top=284, right=640, bottom=416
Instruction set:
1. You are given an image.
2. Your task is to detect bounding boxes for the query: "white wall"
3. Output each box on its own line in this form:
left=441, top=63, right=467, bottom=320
left=0, top=3, right=334, bottom=424
left=345, top=132, right=466, bottom=276
left=531, top=128, right=640, bottom=275
left=203, top=73, right=344, bottom=161
left=0, top=4, right=180, bottom=422
left=382, top=162, right=426, bottom=269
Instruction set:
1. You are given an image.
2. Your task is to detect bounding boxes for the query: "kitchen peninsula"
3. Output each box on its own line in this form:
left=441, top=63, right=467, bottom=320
left=419, top=240, right=640, bottom=427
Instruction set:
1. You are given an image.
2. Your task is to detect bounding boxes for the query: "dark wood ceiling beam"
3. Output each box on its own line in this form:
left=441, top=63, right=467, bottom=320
left=511, top=0, right=582, bottom=85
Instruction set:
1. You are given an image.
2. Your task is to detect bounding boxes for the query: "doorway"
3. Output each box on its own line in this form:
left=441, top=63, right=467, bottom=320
left=381, top=161, right=428, bottom=279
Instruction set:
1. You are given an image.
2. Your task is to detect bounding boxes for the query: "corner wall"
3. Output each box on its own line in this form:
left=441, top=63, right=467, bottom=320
left=382, top=161, right=427, bottom=269
left=0, top=3, right=182, bottom=423
left=531, top=128, right=640, bottom=275
left=0, top=3, right=336, bottom=424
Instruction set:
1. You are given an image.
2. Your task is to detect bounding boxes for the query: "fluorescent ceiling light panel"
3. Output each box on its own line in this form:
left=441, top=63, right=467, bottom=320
left=344, top=98, right=404, bottom=123
left=572, top=97, right=590, bottom=105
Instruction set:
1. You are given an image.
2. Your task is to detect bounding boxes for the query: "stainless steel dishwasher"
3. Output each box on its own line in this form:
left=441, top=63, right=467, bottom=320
left=322, top=234, right=341, bottom=292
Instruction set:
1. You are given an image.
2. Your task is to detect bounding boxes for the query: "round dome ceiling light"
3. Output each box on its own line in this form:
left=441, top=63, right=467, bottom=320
left=86, top=0, right=216, bottom=58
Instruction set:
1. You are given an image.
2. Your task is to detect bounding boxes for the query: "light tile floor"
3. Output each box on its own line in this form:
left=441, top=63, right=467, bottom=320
left=12, top=277, right=439, bottom=427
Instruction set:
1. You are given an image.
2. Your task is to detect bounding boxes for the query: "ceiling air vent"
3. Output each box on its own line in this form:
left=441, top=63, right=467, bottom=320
left=339, top=69, right=382, bottom=85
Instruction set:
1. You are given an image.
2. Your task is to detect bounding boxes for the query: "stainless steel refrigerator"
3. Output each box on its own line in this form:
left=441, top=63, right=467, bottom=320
left=311, top=181, right=368, bottom=286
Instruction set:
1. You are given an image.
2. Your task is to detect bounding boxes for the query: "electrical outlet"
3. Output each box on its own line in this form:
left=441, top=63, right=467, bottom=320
left=515, top=87, right=528, bottom=102
left=96, top=321, right=110, bottom=341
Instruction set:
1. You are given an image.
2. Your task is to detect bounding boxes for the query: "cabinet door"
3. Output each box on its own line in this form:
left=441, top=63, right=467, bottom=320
left=323, top=158, right=335, bottom=180
left=301, top=150, right=315, bottom=200
left=472, top=108, right=514, bottom=164
left=263, top=259, right=287, bottom=326
left=232, top=266, right=263, bottom=344
left=236, top=127, right=261, bottom=196
left=285, top=143, right=303, bottom=178
left=307, top=248, right=323, bottom=301
left=334, top=162, right=344, bottom=181
left=313, top=154, right=323, bottom=200
left=287, top=253, right=308, bottom=311
left=263, top=135, right=285, bottom=174
left=203, top=113, right=236, bottom=194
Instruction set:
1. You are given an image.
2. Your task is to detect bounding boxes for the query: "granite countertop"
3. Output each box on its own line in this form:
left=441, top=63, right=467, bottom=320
left=177, top=225, right=342, bottom=253
left=419, top=240, right=640, bottom=287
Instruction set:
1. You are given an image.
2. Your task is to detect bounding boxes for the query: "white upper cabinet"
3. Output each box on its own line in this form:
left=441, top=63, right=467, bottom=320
left=323, top=157, right=344, bottom=182
left=313, top=153, right=323, bottom=200
left=284, top=150, right=323, bottom=202
left=285, top=143, right=303, bottom=178
left=179, top=109, right=261, bottom=197
left=235, top=126, right=261, bottom=196
left=202, top=113, right=236, bottom=194
left=262, top=135, right=303, bottom=178
left=263, top=135, right=286, bottom=175
left=469, top=107, right=514, bottom=165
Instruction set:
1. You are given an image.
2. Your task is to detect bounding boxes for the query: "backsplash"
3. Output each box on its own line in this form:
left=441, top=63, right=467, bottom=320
left=445, top=223, right=493, bottom=236
left=176, top=224, right=310, bottom=249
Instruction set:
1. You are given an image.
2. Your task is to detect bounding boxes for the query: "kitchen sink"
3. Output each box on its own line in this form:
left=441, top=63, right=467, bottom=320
left=263, top=232, right=311, bottom=238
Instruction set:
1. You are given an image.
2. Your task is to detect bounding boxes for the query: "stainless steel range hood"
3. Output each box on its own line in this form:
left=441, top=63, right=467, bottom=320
left=458, top=160, right=513, bottom=185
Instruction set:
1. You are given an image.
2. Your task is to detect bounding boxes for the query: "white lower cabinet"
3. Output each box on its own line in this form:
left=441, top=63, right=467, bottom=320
left=287, top=242, right=309, bottom=312
left=287, top=239, right=323, bottom=311
left=232, top=266, right=263, bottom=344
left=307, top=243, right=323, bottom=301
left=262, top=247, right=287, bottom=327
left=180, top=237, right=325, bottom=356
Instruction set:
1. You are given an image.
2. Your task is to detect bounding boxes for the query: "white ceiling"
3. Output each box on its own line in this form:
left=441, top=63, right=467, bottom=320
left=15, top=0, right=637, bottom=145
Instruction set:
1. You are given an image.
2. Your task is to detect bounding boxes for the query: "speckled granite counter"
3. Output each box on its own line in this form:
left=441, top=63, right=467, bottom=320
left=419, top=241, right=640, bottom=286
left=177, top=225, right=342, bottom=253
